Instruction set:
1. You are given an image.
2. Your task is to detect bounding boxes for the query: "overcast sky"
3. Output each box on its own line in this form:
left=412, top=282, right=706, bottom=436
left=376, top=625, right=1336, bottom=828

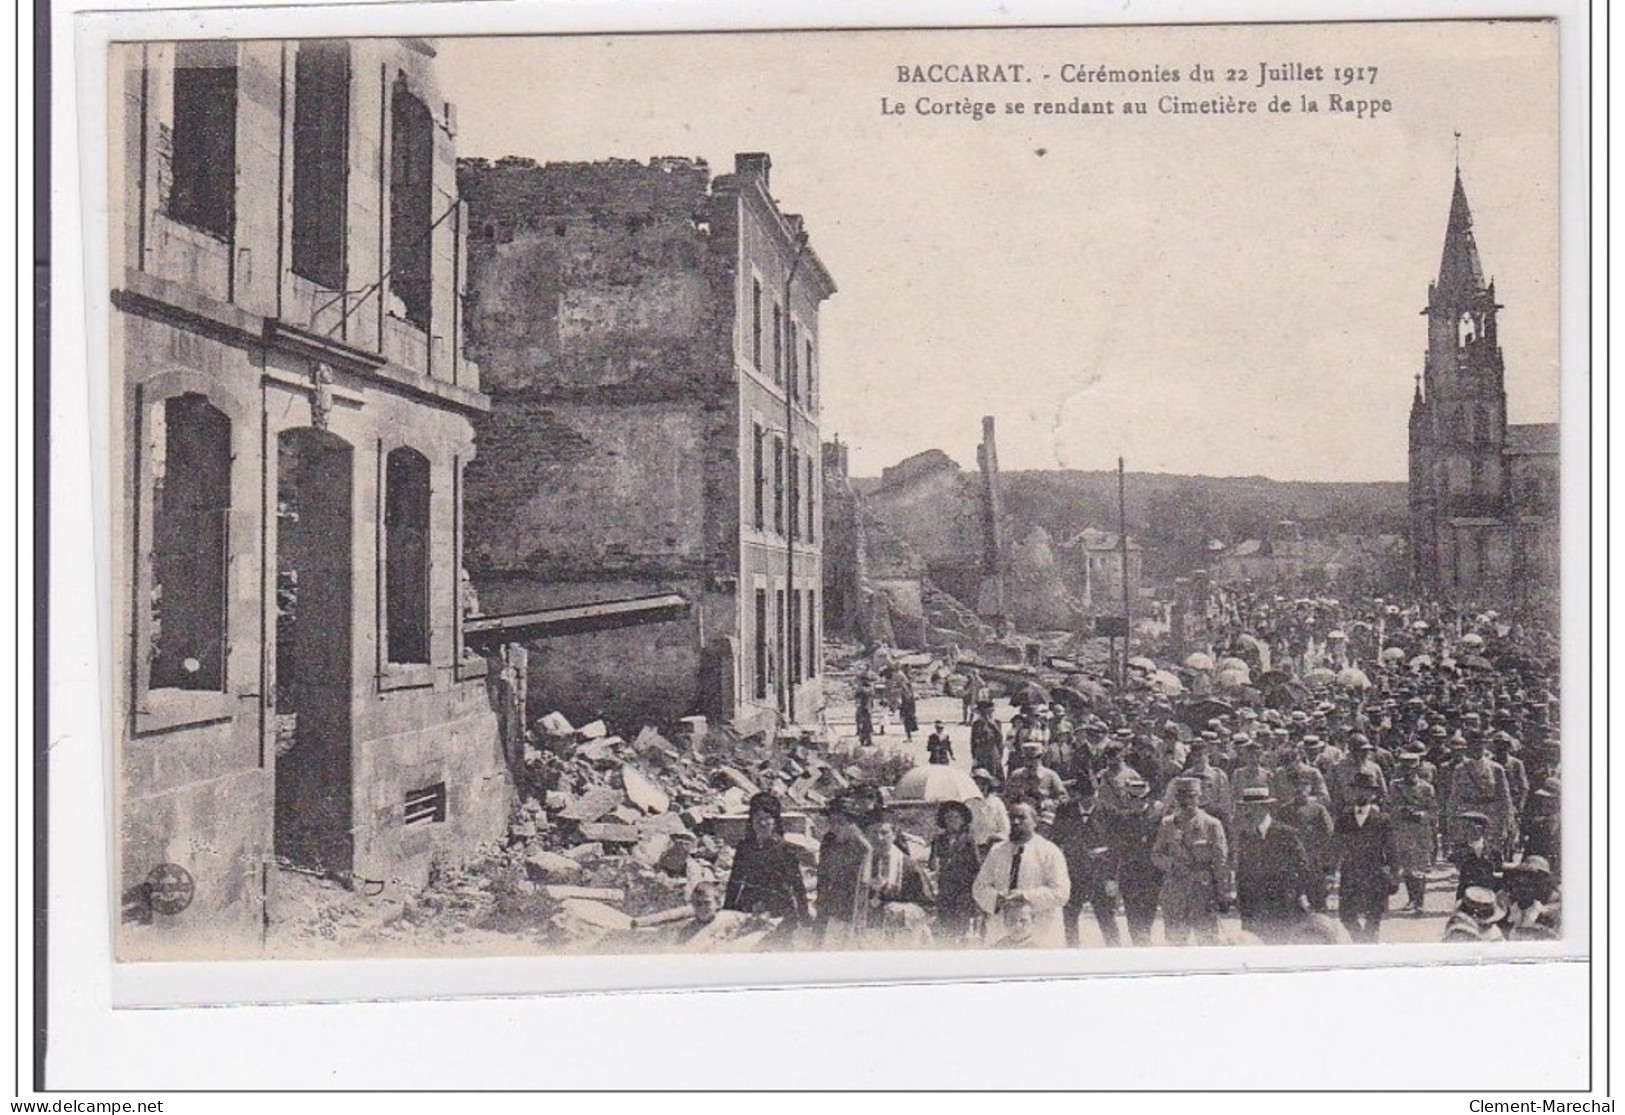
left=437, top=21, right=1559, bottom=482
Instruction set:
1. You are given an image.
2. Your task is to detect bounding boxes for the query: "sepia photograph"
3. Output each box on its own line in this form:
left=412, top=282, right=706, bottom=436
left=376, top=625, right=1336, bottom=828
left=104, top=17, right=1571, bottom=971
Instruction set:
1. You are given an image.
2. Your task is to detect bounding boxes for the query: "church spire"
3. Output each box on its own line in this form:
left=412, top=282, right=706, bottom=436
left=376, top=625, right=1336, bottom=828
left=1437, top=165, right=1487, bottom=302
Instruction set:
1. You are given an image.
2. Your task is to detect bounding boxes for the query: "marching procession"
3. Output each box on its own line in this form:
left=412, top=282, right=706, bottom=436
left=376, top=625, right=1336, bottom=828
left=696, top=593, right=1562, bottom=952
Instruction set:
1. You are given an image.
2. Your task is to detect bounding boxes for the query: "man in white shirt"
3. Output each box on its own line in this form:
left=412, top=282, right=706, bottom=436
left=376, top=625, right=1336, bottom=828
left=973, top=801, right=1072, bottom=948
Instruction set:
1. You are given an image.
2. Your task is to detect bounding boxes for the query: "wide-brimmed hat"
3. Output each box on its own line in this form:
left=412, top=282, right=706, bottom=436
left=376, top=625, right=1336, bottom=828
left=970, top=767, right=999, bottom=786
left=1458, top=886, right=1507, bottom=924
left=1019, top=739, right=1044, bottom=753
left=1123, top=776, right=1152, bottom=798
left=1534, top=776, right=1561, bottom=798
left=936, top=799, right=974, bottom=827
left=1455, top=810, right=1491, bottom=829
left=1238, top=786, right=1276, bottom=807
left=1302, top=735, right=1325, bottom=752
left=1172, top=776, right=1203, bottom=798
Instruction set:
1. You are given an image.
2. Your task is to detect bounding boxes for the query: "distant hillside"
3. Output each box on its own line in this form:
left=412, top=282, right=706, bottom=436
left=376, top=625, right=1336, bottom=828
left=854, top=468, right=1408, bottom=580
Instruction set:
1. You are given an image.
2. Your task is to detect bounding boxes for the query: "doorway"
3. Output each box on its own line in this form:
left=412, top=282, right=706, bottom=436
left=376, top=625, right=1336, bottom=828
left=273, top=428, right=355, bottom=878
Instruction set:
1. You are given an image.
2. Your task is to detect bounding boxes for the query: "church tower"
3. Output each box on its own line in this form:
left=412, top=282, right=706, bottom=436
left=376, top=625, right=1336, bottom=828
left=1409, top=167, right=1511, bottom=595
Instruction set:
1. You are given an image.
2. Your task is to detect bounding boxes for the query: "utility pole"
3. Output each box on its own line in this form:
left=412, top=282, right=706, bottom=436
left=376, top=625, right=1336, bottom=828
left=1119, top=456, right=1131, bottom=686
left=780, top=229, right=809, bottom=728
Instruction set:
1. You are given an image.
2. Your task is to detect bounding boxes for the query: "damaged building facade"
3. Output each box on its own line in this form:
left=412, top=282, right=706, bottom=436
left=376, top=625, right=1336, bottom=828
left=458, top=153, right=836, bottom=732
left=111, top=38, right=510, bottom=951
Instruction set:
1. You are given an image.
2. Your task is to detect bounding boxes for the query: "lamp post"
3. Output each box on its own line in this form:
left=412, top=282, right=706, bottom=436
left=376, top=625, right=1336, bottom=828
left=780, top=229, right=810, bottom=727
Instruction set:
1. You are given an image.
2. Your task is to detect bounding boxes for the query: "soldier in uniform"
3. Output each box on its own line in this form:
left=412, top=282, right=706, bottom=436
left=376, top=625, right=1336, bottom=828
left=1386, top=749, right=1439, bottom=913
left=1004, top=739, right=1070, bottom=810
left=1327, top=735, right=1389, bottom=816
left=1160, top=738, right=1233, bottom=835
left=1151, top=778, right=1230, bottom=946
left=1094, top=740, right=1143, bottom=819
left=1103, top=774, right=1164, bottom=945
left=1282, top=768, right=1336, bottom=912
left=1446, top=734, right=1516, bottom=857
left=1229, top=737, right=1274, bottom=801
left=969, top=701, right=1007, bottom=783
left=1492, top=731, right=1531, bottom=829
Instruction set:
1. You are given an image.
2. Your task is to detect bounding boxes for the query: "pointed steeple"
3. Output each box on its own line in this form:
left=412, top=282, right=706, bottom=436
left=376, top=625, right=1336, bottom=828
left=1437, top=168, right=1486, bottom=301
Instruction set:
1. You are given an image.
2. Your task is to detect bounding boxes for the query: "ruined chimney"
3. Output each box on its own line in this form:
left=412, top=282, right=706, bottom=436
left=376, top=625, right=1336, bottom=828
left=975, top=416, right=1008, bottom=624
left=735, top=152, right=772, bottom=189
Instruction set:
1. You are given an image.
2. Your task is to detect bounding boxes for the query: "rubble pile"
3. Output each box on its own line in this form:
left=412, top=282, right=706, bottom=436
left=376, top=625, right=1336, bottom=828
left=419, top=709, right=884, bottom=950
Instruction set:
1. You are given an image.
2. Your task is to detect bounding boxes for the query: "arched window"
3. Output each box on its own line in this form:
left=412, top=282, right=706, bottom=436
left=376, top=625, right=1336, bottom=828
left=150, top=395, right=231, bottom=691
left=385, top=447, right=431, bottom=664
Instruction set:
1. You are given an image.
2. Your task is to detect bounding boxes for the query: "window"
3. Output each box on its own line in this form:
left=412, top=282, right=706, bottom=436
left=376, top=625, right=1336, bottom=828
left=291, top=42, right=350, bottom=289
left=751, top=279, right=762, bottom=370
left=752, top=423, right=765, bottom=530
left=805, top=456, right=816, bottom=542
left=390, top=79, right=434, bottom=330
left=772, top=303, right=783, bottom=386
left=385, top=447, right=431, bottom=664
left=789, top=446, right=800, bottom=541
left=807, top=589, right=817, bottom=677
left=775, top=589, right=786, bottom=696
left=805, top=339, right=815, bottom=406
left=789, top=589, right=801, bottom=685
left=788, top=321, right=799, bottom=403
left=170, top=41, right=238, bottom=239
left=149, top=395, right=231, bottom=692
left=753, top=589, right=768, bottom=700
left=404, top=782, right=447, bottom=826
left=772, top=436, right=785, bottom=534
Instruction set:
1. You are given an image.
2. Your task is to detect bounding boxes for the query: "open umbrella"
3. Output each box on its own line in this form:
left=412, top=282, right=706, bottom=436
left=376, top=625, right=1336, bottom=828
left=1184, top=652, right=1215, bottom=671
left=1460, top=633, right=1485, bottom=648
left=1327, top=629, right=1347, bottom=641
left=1463, top=655, right=1495, bottom=672
left=1304, top=667, right=1338, bottom=686
left=1060, top=676, right=1110, bottom=701
left=1216, top=667, right=1251, bottom=690
left=1381, top=647, right=1407, bottom=662
left=1409, top=654, right=1435, bottom=670
left=892, top=764, right=983, bottom=804
left=1147, top=670, right=1186, bottom=696
left=1216, top=656, right=1249, bottom=673
left=1237, top=634, right=1269, bottom=657
left=1178, top=696, right=1236, bottom=730
left=1015, top=681, right=1052, bottom=707
left=1336, top=667, right=1372, bottom=690
left=1127, top=656, right=1158, bottom=673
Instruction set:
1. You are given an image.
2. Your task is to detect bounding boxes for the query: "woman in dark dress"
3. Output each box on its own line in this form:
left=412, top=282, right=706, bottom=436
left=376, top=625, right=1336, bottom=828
left=928, top=800, right=984, bottom=942
left=723, top=792, right=809, bottom=929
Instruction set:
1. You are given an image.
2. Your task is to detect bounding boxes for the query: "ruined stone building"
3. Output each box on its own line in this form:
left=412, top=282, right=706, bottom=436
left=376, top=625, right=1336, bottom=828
left=1058, top=528, right=1145, bottom=616
left=458, top=153, right=836, bottom=732
left=111, top=39, right=510, bottom=951
left=1407, top=169, right=1560, bottom=614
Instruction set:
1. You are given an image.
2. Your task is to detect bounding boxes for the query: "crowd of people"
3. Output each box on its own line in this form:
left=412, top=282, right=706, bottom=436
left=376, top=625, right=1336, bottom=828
left=679, top=595, right=1561, bottom=952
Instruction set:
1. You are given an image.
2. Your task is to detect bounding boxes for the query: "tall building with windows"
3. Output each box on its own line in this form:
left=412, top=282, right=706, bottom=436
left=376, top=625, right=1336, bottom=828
left=111, top=38, right=510, bottom=951
left=1407, top=168, right=1559, bottom=614
left=458, top=152, right=835, bottom=731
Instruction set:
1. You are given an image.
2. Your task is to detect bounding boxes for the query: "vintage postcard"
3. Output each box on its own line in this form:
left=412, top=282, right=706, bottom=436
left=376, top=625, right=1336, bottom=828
left=102, top=16, right=1576, bottom=976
